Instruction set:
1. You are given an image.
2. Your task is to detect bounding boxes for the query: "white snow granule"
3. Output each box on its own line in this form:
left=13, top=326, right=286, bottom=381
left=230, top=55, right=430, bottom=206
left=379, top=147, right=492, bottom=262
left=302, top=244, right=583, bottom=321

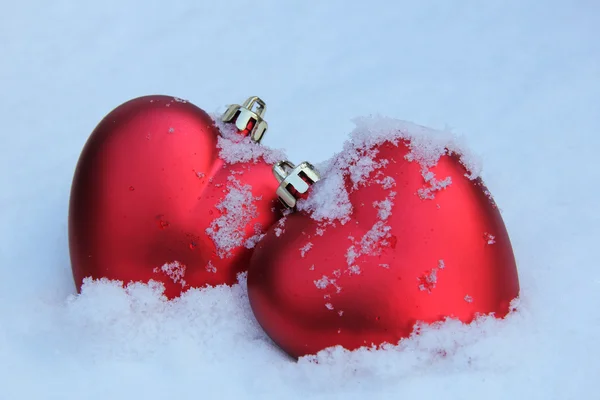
left=377, top=175, right=396, bottom=189
left=244, top=224, right=265, bottom=249
left=373, top=191, right=396, bottom=220
left=418, top=267, right=439, bottom=293
left=347, top=265, right=361, bottom=275
left=205, top=261, right=217, bottom=273
left=274, top=217, right=287, bottom=237
left=313, top=275, right=342, bottom=294
left=484, top=232, right=496, bottom=244
left=300, top=242, right=313, bottom=257
left=464, top=295, right=474, bottom=303
left=153, top=261, right=187, bottom=287
left=206, top=177, right=261, bottom=258
left=314, top=275, right=332, bottom=289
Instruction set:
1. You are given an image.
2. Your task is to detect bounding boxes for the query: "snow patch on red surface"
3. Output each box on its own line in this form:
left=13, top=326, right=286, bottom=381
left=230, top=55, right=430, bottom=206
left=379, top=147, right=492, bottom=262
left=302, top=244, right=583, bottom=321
left=297, top=116, right=482, bottom=223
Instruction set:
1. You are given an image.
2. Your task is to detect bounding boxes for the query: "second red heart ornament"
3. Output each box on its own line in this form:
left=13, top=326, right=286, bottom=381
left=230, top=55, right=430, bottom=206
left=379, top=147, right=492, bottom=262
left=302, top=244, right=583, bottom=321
left=69, top=95, right=284, bottom=298
left=247, top=117, right=520, bottom=359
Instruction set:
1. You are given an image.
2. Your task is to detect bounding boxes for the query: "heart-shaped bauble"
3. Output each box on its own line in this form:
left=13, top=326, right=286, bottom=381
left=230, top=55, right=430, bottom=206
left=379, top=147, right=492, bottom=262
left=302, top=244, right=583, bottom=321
left=69, top=95, right=281, bottom=298
left=247, top=120, right=520, bottom=358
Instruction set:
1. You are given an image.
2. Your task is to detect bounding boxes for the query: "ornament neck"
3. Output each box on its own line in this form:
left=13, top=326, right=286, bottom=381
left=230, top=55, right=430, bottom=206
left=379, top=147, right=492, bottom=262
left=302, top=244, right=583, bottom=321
left=221, top=96, right=268, bottom=143
left=273, top=161, right=321, bottom=208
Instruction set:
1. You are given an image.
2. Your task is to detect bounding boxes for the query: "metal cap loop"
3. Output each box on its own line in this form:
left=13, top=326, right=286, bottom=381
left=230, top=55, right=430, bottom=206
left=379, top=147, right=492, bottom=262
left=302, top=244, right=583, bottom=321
left=221, top=96, right=268, bottom=143
left=272, top=161, right=321, bottom=208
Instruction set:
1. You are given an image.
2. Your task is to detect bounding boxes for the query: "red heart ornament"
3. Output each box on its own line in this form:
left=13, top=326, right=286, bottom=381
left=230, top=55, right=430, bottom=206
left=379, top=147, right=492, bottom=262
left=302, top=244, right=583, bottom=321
left=69, top=95, right=283, bottom=298
left=247, top=119, right=520, bottom=359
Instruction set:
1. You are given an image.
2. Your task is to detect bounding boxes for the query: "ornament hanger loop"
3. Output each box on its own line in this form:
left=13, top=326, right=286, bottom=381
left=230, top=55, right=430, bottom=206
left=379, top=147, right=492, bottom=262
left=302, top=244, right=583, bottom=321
left=273, top=161, right=296, bottom=183
left=221, top=96, right=268, bottom=143
left=273, top=161, right=321, bottom=209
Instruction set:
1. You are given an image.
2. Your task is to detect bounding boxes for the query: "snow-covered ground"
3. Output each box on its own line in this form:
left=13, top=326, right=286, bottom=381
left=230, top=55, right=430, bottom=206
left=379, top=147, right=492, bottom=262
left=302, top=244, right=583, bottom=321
left=1, top=1, right=599, bottom=399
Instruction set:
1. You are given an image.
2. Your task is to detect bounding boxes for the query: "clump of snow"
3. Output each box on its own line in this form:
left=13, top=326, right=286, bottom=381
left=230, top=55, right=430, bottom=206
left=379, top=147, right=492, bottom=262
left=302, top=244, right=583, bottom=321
left=211, top=113, right=287, bottom=164
left=314, top=275, right=331, bottom=289
left=300, top=242, right=313, bottom=257
left=205, top=261, right=217, bottom=273
left=376, top=175, right=396, bottom=189
left=313, top=275, right=342, bottom=293
left=346, top=221, right=392, bottom=268
left=244, top=223, right=265, bottom=249
left=373, top=191, right=396, bottom=220
left=274, top=217, right=287, bottom=237
left=344, top=188, right=396, bottom=271
left=464, top=295, right=474, bottom=303
left=297, top=116, right=482, bottom=223
left=417, top=169, right=452, bottom=200
left=297, top=172, right=353, bottom=223
left=347, top=265, right=361, bottom=275
left=206, top=177, right=261, bottom=258
left=153, top=261, right=187, bottom=287
left=484, top=232, right=496, bottom=244
left=418, top=266, right=440, bottom=293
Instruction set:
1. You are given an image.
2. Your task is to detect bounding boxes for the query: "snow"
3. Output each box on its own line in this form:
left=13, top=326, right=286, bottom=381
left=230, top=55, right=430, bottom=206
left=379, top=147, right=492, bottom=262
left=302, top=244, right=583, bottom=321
left=153, top=261, right=187, bottom=288
left=206, top=176, right=261, bottom=258
left=1, top=1, right=599, bottom=399
left=297, top=171, right=353, bottom=222
left=274, top=216, right=287, bottom=237
left=418, top=267, right=440, bottom=293
left=485, top=232, right=497, bottom=245
left=299, top=242, right=313, bottom=257
left=373, top=191, right=396, bottom=220
left=297, top=116, right=482, bottom=223
left=214, top=114, right=287, bottom=164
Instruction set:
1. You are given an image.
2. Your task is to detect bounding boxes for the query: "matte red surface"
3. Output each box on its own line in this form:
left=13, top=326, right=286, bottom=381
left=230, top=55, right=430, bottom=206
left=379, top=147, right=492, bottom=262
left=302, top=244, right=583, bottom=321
left=247, top=141, right=519, bottom=359
left=69, top=95, right=280, bottom=298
